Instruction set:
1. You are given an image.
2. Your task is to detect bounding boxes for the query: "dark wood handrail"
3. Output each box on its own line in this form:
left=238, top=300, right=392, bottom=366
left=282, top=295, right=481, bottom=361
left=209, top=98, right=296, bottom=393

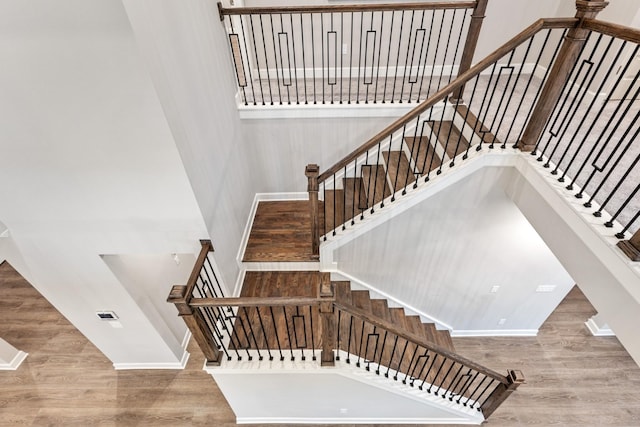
left=218, top=1, right=477, bottom=19
left=317, top=17, right=578, bottom=182
left=189, top=296, right=321, bottom=307
left=333, top=301, right=509, bottom=384
left=183, top=240, right=213, bottom=304
left=582, top=18, right=640, bottom=44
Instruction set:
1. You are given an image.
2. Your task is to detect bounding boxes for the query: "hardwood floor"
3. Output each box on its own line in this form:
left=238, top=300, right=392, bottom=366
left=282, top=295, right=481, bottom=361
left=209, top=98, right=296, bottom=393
left=243, top=201, right=318, bottom=262
left=2, top=261, right=640, bottom=426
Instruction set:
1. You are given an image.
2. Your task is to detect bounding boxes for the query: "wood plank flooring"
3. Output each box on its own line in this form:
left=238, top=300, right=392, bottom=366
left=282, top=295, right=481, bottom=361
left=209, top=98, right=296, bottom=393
left=3, top=262, right=640, bottom=426
left=243, top=200, right=318, bottom=262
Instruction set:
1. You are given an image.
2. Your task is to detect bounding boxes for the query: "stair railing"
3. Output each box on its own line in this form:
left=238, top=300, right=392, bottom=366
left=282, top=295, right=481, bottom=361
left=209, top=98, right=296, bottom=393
left=169, top=253, right=523, bottom=418
left=217, top=1, right=484, bottom=106
left=333, top=301, right=524, bottom=418
left=308, top=17, right=578, bottom=250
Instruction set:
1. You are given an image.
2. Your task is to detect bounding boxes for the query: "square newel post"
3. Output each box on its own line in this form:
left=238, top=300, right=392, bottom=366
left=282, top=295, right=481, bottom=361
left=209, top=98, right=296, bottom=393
left=306, top=164, right=320, bottom=259
left=517, top=0, right=609, bottom=152
left=450, top=0, right=489, bottom=103
left=481, top=370, right=525, bottom=419
left=319, top=276, right=336, bottom=366
left=617, top=228, right=640, bottom=261
left=167, top=285, right=222, bottom=366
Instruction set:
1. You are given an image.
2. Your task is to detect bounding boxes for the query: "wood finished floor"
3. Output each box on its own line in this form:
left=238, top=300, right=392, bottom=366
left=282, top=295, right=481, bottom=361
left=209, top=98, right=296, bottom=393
left=243, top=201, right=318, bottom=262
left=2, top=262, right=640, bottom=426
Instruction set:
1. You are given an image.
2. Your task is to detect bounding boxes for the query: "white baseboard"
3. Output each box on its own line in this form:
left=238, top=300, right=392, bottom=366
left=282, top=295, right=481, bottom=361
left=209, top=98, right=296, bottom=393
left=451, top=329, right=538, bottom=337
left=0, top=350, right=28, bottom=370
left=113, top=330, right=191, bottom=370
left=237, top=417, right=479, bottom=425
left=585, top=318, right=615, bottom=337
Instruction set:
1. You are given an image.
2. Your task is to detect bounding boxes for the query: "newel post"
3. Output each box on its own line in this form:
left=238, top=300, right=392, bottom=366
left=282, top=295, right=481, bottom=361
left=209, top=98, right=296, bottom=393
left=517, top=0, right=609, bottom=151
left=319, top=276, right=336, bottom=366
left=306, top=164, right=320, bottom=259
left=167, top=285, right=222, bottom=365
left=450, top=0, right=489, bottom=103
left=481, top=370, right=525, bottom=418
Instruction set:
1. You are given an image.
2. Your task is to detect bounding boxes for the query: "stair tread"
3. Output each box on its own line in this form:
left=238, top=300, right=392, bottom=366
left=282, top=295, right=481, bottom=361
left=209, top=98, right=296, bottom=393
left=351, top=290, right=372, bottom=312
left=405, top=315, right=428, bottom=341
left=334, top=281, right=352, bottom=305
left=405, top=136, right=441, bottom=175
left=456, top=104, right=500, bottom=145
left=370, top=299, right=390, bottom=321
left=430, top=121, right=470, bottom=159
left=382, top=151, right=416, bottom=193
left=324, top=189, right=345, bottom=234
left=361, top=165, right=391, bottom=208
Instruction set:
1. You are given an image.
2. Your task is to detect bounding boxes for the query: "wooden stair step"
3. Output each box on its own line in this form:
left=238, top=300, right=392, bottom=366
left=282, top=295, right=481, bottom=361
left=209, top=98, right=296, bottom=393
left=370, top=299, right=390, bottom=321
left=455, top=104, right=500, bottom=145
left=405, top=136, right=441, bottom=175
left=351, top=290, right=373, bottom=313
left=323, top=189, right=345, bottom=234
left=405, top=315, right=429, bottom=341
left=430, top=121, right=470, bottom=159
left=382, top=150, right=416, bottom=192
left=437, top=330, right=455, bottom=353
left=360, top=165, right=391, bottom=208
left=333, top=281, right=352, bottom=305
left=343, top=177, right=366, bottom=219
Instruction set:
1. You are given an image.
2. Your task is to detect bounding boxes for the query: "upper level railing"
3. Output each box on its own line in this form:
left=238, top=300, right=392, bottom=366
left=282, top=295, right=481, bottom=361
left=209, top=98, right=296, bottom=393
left=168, top=240, right=523, bottom=419
left=218, top=1, right=487, bottom=106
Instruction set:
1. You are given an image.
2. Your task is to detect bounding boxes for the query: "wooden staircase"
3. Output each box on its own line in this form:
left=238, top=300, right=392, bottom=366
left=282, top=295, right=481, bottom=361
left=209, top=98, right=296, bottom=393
left=322, top=106, right=483, bottom=234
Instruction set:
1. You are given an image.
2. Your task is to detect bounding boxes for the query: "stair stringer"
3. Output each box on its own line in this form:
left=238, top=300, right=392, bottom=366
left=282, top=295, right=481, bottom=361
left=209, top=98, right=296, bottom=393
left=319, top=147, right=517, bottom=272
left=205, top=351, right=484, bottom=424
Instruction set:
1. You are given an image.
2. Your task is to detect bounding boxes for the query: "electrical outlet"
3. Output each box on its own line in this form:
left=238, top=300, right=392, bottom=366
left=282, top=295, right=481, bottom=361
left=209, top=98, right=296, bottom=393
left=490, top=285, right=500, bottom=293
left=536, top=285, right=556, bottom=292
left=498, top=318, right=507, bottom=326
left=342, top=43, right=348, bottom=55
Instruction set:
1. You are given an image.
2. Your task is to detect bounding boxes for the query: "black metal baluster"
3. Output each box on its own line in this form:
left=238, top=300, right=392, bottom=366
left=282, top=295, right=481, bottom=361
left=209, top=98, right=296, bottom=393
left=417, top=10, right=436, bottom=102
left=435, top=9, right=457, bottom=93
left=560, top=42, right=637, bottom=186
left=448, top=7, right=468, bottom=84
left=242, top=307, right=262, bottom=360
left=412, top=350, right=431, bottom=388
left=408, top=11, right=427, bottom=103
left=228, top=16, right=247, bottom=105
left=426, top=10, right=445, bottom=98
left=474, top=62, right=498, bottom=151
left=399, top=10, right=416, bottom=103
left=391, top=11, right=406, bottom=103
left=311, top=12, right=316, bottom=104
left=518, top=28, right=569, bottom=147
left=309, top=305, right=316, bottom=361
left=504, top=33, right=543, bottom=143
left=385, top=132, right=396, bottom=200
left=356, top=11, right=365, bottom=103
left=329, top=13, right=335, bottom=104
left=445, top=364, right=464, bottom=399
left=255, top=307, right=273, bottom=361
left=247, top=16, right=265, bottom=105
left=474, top=379, right=496, bottom=411
left=456, top=370, right=479, bottom=404
left=236, top=309, right=253, bottom=360
left=293, top=306, right=306, bottom=361
left=336, top=309, right=342, bottom=361
left=269, top=14, right=283, bottom=105
left=333, top=174, right=337, bottom=236
left=340, top=12, right=344, bottom=103
left=238, top=15, right=255, bottom=106
left=258, top=15, right=274, bottom=105
left=385, top=335, right=399, bottom=378
left=300, top=14, right=308, bottom=104
left=370, top=143, right=382, bottom=213
left=322, top=181, right=327, bottom=240
left=348, top=12, right=354, bottom=103
left=343, top=165, right=347, bottom=230
left=321, top=13, right=325, bottom=104
left=382, top=11, right=395, bottom=103
left=402, top=345, right=419, bottom=384
left=373, top=11, right=385, bottom=103
left=282, top=306, right=295, bottom=361
left=356, top=319, right=366, bottom=367
left=409, top=350, right=429, bottom=386
left=351, top=158, right=357, bottom=225
left=434, top=359, right=457, bottom=396
left=394, top=339, right=410, bottom=381
left=346, top=315, right=354, bottom=364
left=419, top=353, right=439, bottom=390
left=593, top=142, right=640, bottom=218
left=375, top=330, right=388, bottom=375
left=428, top=355, right=448, bottom=393
left=464, top=375, right=488, bottom=407
left=269, top=306, right=285, bottom=361
left=613, top=190, right=640, bottom=238
left=289, top=13, right=300, bottom=105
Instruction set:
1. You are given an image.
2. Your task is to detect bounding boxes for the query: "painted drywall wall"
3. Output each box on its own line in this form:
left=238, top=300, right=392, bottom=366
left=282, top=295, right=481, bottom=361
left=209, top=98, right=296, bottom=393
left=334, top=167, right=575, bottom=333
left=0, top=0, right=208, bottom=365
left=213, top=371, right=477, bottom=423
left=101, top=254, right=196, bottom=350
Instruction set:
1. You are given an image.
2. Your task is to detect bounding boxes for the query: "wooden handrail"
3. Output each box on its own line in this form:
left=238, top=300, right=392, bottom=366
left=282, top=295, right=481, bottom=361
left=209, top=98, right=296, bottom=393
left=317, top=17, right=579, bottom=182
left=582, top=18, right=640, bottom=44
left=183, top=240, right=214, bottom=304
left=189, top=296, right=321, bottom=307
left=218, top=1, right=476, bottom=19
left=333, top=301, right=509, bottom=384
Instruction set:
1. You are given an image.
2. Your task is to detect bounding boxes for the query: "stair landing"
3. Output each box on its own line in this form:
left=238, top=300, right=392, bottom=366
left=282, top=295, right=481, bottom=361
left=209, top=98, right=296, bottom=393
left=243, top=200, right=319, bottom=262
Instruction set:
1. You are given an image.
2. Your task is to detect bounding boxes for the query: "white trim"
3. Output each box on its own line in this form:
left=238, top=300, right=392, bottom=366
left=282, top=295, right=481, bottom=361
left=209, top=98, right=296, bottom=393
left=233, top=267, right=247, bottom=297
left=242, top=262, right=320, bottom=271
left=113, top=330, right=191, bottom=370
left=451, top=329, right=538, bottom=337
left=239, top=102, right=416, bottom=119
left=0, top=350, right=28, bottom=370
left=334, top=270, right=453, bottom=331
left=236, top=417, right=479, bottom=425
left=585, top=318, right=615, bottom=337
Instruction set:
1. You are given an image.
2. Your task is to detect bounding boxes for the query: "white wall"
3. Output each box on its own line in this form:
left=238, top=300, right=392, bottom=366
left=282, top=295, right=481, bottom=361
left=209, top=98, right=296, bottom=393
left=334, top=167, right=575, bottom=333
left=0, top=0, right=208, bottom=366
